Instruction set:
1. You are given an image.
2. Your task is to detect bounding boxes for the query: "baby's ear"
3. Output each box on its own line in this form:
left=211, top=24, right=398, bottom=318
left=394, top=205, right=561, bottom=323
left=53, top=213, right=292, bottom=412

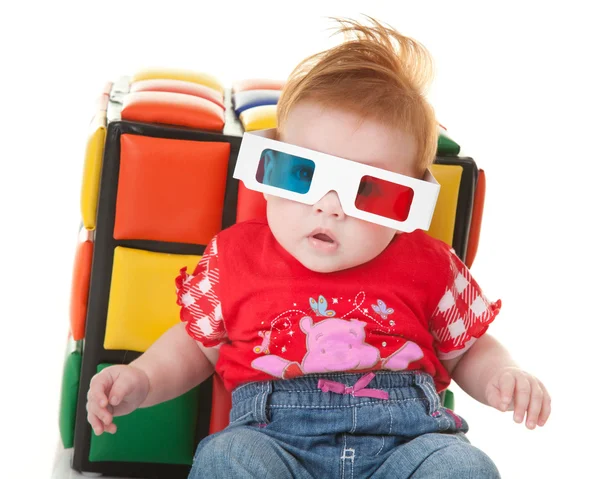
left=262, top=150, right=275, bottom=184
left=261, top=151, right=276, bottom=202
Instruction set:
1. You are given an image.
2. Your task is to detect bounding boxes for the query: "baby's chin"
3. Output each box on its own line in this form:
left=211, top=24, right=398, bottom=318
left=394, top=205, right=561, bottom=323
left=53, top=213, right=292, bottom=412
left=295, top=253, right=365, bottom=274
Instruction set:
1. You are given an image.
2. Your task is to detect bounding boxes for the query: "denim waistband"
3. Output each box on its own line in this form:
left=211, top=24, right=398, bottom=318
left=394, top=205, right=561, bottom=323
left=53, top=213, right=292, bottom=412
left=230, top=371, right=442, bottom=425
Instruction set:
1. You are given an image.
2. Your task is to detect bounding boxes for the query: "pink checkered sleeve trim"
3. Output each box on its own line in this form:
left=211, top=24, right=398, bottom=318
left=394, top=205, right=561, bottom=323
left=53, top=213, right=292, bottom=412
left=431, top=248, right=501, bottom=360
left=175, top=237, right=226, bottom=347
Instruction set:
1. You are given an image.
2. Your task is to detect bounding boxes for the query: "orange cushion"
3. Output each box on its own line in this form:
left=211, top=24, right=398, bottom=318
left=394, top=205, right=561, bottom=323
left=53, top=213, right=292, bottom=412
left=121, top=91, right=224, bottom=132
left=70, top=240, right=93, bottom=340
left=114, top=134, right=230, bottom=245
left=130, top=79, right=225, bottom=111
left=232, top=78, right=285, bottom=93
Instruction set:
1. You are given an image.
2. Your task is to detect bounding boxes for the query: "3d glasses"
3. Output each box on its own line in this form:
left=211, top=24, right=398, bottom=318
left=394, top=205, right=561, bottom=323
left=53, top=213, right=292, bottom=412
left=233, top=129, right=440, bottom=232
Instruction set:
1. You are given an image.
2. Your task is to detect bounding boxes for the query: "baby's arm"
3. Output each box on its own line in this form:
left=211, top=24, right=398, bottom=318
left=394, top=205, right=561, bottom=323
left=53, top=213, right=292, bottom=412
left=134, top=322, right=217, bottom=406
left=87, top=322, right=217, bottom=435
left=441, top=334, right=551, bottom=429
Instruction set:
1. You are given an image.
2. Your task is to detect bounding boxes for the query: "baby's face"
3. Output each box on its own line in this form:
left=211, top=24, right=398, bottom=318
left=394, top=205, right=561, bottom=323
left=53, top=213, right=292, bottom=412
left=266, top=101, right=419, bottom=273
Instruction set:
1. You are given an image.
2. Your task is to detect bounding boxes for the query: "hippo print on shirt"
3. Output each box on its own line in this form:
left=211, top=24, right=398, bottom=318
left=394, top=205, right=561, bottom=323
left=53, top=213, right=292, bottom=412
left=251, top=316, right=424, bottom=379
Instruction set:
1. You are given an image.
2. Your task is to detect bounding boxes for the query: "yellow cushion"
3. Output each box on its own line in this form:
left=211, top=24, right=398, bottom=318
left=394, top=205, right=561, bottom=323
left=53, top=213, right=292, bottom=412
left=104, top=247, right=201, bottom=352
left=428, top=164, right=463, bottom=246
left=132, top=68, right=223, bottom=95
left=239, top=105, right=277, bottom=131
left=80, top=113, right=107, bottom=230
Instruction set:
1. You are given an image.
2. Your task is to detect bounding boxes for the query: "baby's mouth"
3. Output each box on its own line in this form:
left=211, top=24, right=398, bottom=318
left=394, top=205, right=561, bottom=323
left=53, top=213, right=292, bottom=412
left=308, top=229, right=339, bottom=252
left=312, top=233, right=335, bottom=243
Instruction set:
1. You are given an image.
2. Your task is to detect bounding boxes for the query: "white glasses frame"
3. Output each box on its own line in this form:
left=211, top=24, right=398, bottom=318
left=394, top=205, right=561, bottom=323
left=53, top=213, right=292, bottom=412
left=233, top=128, right=440, bottom=232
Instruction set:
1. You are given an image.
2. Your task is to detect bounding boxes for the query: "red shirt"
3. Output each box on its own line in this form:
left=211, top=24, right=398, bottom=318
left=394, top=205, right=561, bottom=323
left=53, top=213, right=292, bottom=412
left=176, top=219, right=501, bottom=392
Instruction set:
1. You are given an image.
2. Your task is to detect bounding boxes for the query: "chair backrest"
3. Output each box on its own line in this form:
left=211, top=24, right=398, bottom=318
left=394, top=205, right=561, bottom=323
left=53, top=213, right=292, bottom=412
left=60, top=69, right=484, bottom=479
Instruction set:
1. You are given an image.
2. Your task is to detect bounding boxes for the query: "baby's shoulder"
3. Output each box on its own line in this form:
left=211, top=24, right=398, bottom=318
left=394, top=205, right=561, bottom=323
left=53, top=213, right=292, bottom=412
left=215, top=218, right=270, bottom=243
left=213, top=218, right=272, bottom=258
left=397, top=229, right=452, bottom=264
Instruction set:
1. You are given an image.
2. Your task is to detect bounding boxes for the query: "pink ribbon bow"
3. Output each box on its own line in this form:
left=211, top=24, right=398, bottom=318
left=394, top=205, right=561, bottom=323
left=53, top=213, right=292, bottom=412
left=317, top=372, right=390, bottom=400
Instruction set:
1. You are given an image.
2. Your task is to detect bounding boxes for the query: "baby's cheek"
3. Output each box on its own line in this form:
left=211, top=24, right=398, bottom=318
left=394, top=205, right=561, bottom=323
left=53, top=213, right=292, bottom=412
left=267, top=199, right=307, bottom=238
left=350, top=223, right=395, bottom=262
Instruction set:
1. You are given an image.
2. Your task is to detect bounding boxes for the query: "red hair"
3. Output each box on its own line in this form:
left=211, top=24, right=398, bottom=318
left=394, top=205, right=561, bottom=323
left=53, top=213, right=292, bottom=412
left=277, top=17, right=438, bottom=172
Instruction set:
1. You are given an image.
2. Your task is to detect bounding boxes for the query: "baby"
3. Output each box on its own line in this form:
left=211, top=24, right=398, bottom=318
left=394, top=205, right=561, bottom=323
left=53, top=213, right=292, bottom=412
left=86, top=17, right=551, bottom=478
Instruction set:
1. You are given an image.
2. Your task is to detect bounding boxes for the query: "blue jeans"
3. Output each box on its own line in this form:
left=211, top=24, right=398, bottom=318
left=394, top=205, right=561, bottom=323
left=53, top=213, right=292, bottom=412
left=189, top=372, right=500, bottom=478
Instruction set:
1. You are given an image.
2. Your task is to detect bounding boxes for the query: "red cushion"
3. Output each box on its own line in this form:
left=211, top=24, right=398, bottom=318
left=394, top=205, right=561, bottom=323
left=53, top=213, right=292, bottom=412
left=466, top=169, right=485, bottom=268
left=209, top=375, right=232, bottom=434
left=130, top=79, right=225, bottom=110
left=236, top=182, right=266, bottom=222
left=122, top=91, right=224, bottom=131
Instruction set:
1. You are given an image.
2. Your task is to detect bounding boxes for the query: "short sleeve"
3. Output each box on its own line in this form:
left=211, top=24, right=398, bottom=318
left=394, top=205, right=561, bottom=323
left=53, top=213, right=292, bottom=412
left=175, top=237, right=227, bottom=348
left=430, top=247, right=501, bottom=360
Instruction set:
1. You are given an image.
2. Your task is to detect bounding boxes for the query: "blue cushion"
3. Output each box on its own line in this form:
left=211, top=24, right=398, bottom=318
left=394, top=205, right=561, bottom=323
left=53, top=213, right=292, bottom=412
left=233, top=89, right=281, bottom=115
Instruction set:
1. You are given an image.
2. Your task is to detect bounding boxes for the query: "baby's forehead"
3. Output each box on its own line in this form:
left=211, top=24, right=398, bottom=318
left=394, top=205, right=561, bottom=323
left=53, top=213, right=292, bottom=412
left=279, top=102, right=419, bottom=177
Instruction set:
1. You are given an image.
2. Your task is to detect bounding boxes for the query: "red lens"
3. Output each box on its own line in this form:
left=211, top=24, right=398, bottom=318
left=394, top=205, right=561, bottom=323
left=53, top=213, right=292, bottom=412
left=354, top=176, right=414, bottom=222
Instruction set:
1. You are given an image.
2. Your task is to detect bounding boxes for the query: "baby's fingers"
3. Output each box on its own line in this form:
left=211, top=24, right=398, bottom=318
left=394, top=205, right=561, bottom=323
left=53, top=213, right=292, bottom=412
left=86, top=399, right=115, bottom=434
left=513, top=374, right=532, bottom=424
left=497, top=371, right=516, bottom=411
left=87, top=415, right=117, bottom=435
left=537, top=382, right=552, bottom=426
left=104, top=423, right=117, bottom=434
left=88, top=371, right=112, bottom=408
left=525, top=382, right=544, bottom=429
left=107, top=372, right=138, bottom=407
left=87, top=411, right=105, bottom=436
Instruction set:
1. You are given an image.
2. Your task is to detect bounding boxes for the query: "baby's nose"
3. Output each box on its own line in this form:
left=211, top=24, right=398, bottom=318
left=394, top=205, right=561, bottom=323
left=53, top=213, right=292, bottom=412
left=313, top=191, right=345, bottom=219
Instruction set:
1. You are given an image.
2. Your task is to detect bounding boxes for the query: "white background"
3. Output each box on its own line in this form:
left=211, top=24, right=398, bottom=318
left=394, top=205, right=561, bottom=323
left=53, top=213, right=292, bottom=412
left=2, top=1, right=599, bottom=477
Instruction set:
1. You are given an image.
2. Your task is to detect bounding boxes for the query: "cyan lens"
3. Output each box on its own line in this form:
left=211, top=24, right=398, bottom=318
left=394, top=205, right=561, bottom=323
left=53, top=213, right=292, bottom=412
left=256, top=149, right=315, bottom=194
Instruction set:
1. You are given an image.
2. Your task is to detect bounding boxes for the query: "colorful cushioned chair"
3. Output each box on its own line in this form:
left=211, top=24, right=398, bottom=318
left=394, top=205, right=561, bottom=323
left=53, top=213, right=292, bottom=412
left=58, top=68, right=487, bottom=478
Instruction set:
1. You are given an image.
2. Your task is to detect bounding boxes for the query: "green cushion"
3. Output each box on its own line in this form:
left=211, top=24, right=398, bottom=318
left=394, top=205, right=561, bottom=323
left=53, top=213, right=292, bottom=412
left=443, top=389, right=455, bottom=410
left=59, top=347, right=82, bottom=448
left=89, top=363, right=200, bottom=465
left=437, top=130, right=461, bottom=156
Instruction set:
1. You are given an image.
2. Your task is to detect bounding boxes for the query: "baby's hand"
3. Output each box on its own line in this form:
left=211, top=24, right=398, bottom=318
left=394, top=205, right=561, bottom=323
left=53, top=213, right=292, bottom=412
left=86, top=365, right=150, bottom=436
left=485, top=366, right=551, bottom=430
